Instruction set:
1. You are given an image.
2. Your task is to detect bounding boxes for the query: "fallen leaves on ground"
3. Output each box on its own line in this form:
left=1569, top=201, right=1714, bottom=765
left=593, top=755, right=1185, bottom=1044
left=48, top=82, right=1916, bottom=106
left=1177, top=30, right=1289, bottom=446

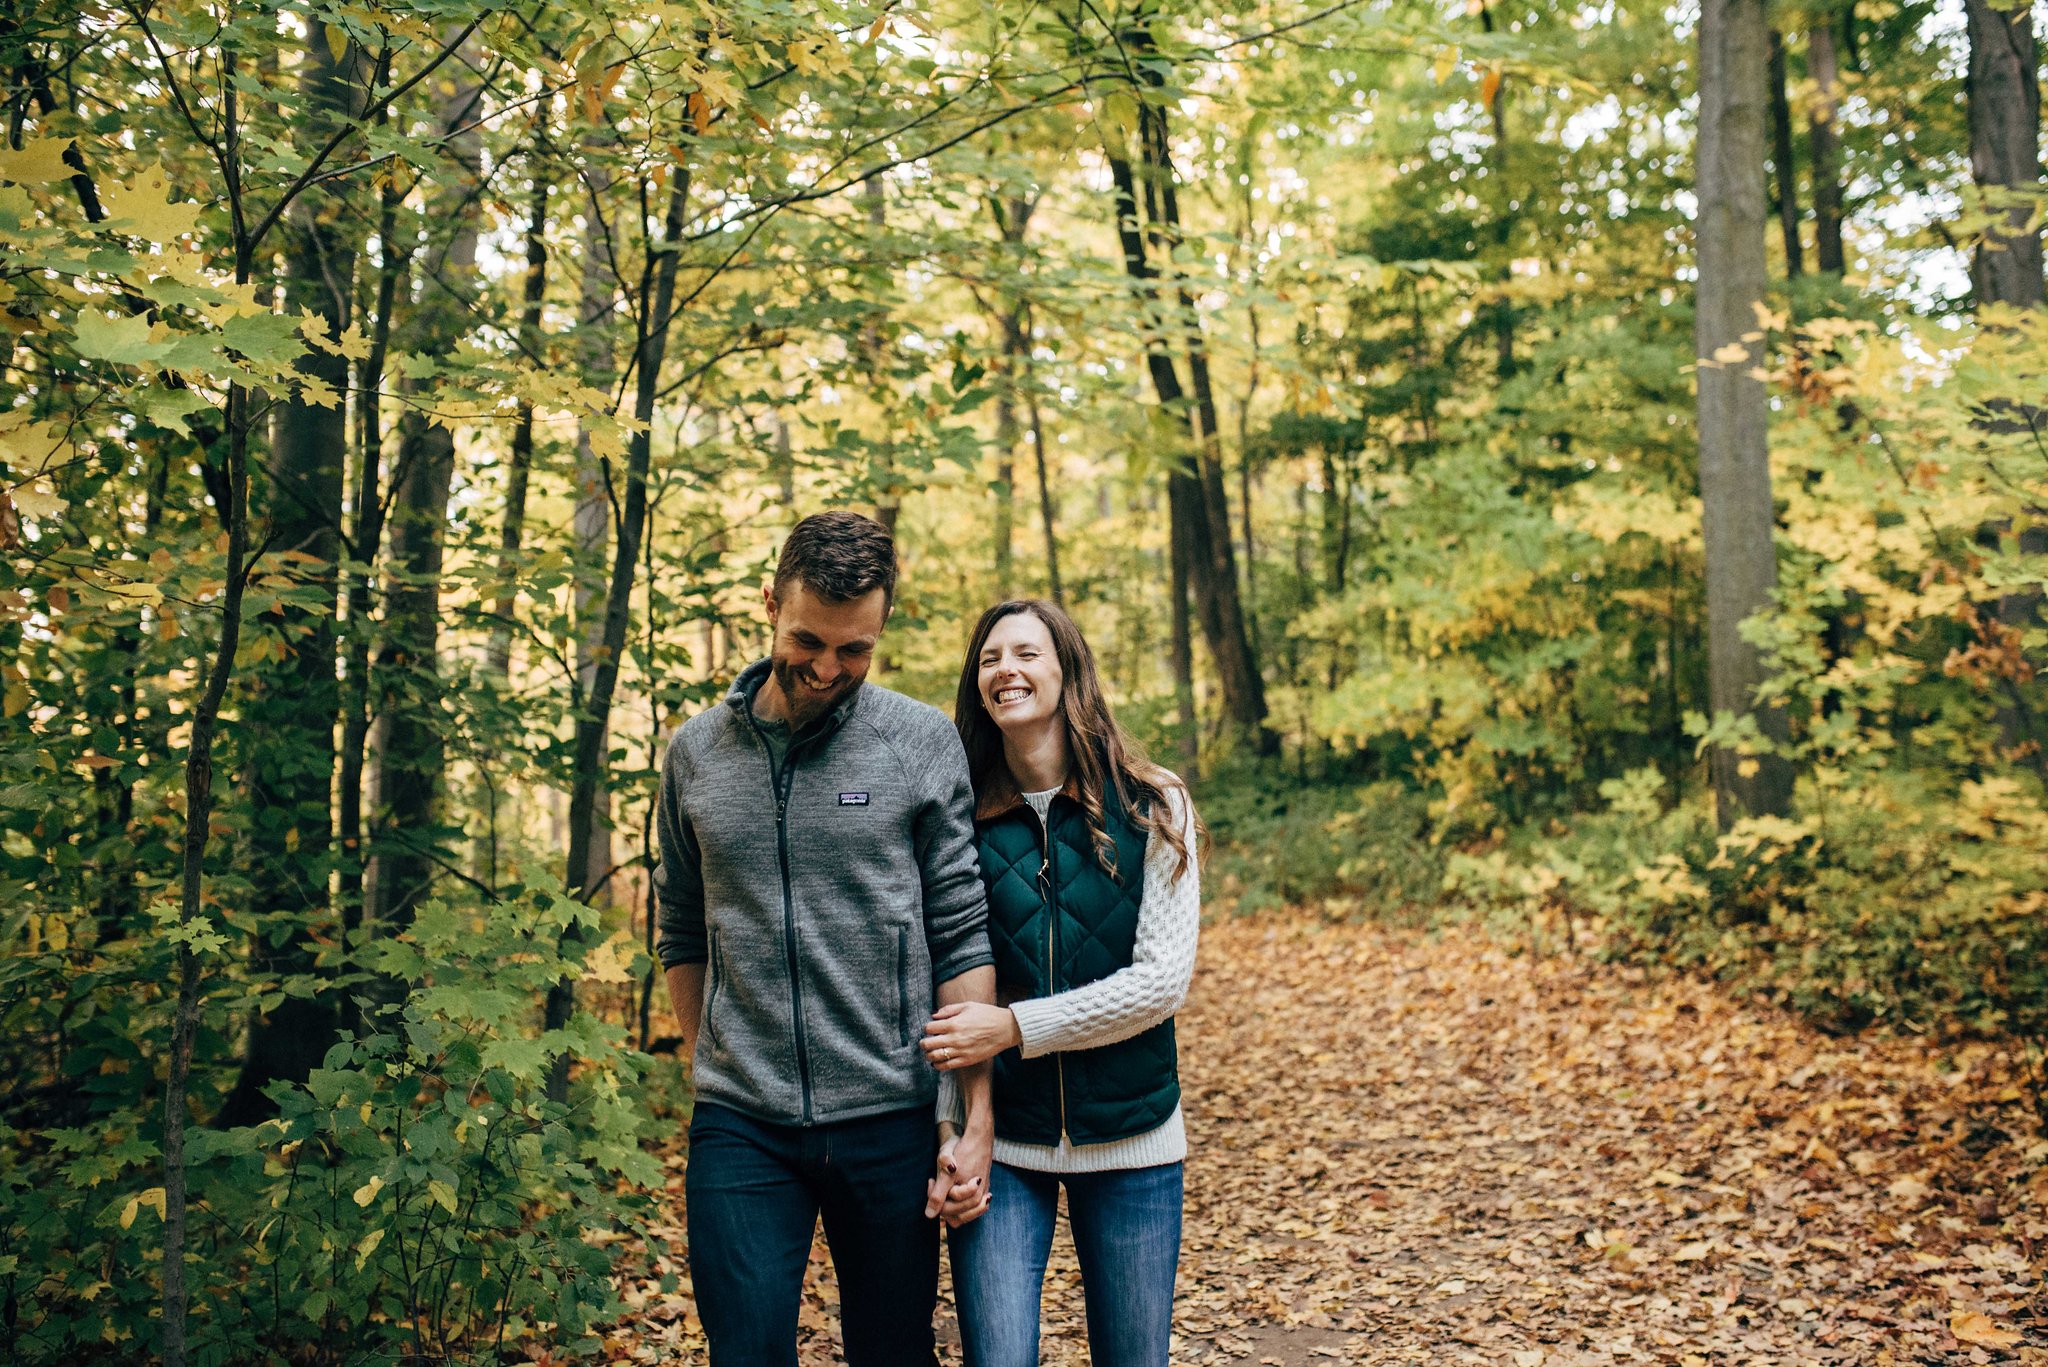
left=611, top=911, right=2048, bottom=1364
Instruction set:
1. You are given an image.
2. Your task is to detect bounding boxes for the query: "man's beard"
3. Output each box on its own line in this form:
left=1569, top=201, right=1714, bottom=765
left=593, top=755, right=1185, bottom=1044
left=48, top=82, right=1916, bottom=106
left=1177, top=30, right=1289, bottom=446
left=771, top=655, right=859, bottom=728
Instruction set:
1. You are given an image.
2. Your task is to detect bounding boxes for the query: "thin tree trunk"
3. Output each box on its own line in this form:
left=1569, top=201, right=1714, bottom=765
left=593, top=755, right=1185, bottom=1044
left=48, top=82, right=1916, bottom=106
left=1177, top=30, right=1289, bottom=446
left=1696, top=0, right=1796, bottom=827
left=1768, top=28, right=1804, bottom=276
left=164, top=381, right=252, bottom=1367
left=337, top=166, right=405, bottom=1031
left=569, top=139, right=621, bottom=909
left=1809, top=18, right=1846, bottom=274
left=487, top=167, right=549, bottom=679
left=365, top=52, right=482, bottom=942
left=1025, top=378, right=1063, bottom=608
left=219, top=31, right=360, bottom=1124
left=1107, top=99, right=1273, bottom=752
left=545, top=173, right=693, bottom=1100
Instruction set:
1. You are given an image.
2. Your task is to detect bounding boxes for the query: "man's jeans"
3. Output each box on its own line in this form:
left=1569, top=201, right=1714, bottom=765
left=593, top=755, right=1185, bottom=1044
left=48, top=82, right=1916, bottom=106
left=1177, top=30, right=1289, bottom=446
left=948, top=1159, right=1183, bottom=1367
left=685, top=1101, right=939, bottom=1367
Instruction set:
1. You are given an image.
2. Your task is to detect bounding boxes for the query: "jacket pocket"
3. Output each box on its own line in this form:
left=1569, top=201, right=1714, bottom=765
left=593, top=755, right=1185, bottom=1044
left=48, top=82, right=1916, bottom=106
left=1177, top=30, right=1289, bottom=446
left=706, top=928, right=723, bottom=1050
left=895, top=925, right=911, bottom=1048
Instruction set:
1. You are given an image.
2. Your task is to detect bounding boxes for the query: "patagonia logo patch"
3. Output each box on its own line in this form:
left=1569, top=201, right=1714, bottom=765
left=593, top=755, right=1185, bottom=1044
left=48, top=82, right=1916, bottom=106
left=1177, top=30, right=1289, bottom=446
left=838, top=792, right=870, bottom=806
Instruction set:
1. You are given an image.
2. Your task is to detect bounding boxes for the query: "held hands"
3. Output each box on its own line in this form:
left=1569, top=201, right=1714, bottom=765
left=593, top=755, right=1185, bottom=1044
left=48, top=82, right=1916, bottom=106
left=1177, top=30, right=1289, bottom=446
left=921, top=1002, right=1022, bottom=1071
left=925, top=1127, right=993, bottom=1227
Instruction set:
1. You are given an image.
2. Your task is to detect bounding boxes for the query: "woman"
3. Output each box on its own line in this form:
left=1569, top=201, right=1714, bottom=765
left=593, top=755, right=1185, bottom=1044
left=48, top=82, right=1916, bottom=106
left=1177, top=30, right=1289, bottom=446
left=922, top=598, right=1201, bottom=1367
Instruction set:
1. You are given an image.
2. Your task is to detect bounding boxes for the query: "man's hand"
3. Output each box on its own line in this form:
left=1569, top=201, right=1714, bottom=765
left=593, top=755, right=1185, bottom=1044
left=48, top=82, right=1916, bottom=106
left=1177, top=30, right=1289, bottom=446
left=922, top=1001, right=1022, bottom=1070
left=665, top=963, right=705, bottom=1059
left=926, top=1128, right=993, bottom=1227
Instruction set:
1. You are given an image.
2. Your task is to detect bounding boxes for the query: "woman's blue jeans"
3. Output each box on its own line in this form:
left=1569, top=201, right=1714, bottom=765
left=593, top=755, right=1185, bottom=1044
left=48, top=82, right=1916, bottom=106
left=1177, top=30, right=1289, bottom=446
left=948, top=1159, right=1183, bottom=1367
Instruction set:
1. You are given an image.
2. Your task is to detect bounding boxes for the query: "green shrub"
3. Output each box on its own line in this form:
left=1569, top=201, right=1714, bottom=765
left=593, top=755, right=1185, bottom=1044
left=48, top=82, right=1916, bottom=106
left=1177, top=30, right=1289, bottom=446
left=1443, top=767, right=2048, bottom=1090
left=2, top=869, right=664, bottom=1365
left=1197, top=770, right=1444, bottom=920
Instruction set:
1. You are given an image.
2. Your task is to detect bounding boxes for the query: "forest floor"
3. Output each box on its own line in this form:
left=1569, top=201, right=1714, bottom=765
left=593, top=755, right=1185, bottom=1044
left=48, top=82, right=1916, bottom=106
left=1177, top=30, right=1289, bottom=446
left=611, top=911, right=2048, bottom=1365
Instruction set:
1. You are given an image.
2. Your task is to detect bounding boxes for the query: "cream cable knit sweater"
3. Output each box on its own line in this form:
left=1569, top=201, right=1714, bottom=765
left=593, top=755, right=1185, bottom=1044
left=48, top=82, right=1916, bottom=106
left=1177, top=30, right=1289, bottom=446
left=938, top=780, right=1200, bottom=1173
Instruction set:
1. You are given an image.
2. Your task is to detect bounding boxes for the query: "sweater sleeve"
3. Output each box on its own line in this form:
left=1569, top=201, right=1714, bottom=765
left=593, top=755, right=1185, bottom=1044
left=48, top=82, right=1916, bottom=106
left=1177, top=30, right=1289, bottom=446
left=913, top=719, right=994, bottom=984
left=652, top=732, right=707, bottom=968
left=1008, top=783, right=1200, bottom=1058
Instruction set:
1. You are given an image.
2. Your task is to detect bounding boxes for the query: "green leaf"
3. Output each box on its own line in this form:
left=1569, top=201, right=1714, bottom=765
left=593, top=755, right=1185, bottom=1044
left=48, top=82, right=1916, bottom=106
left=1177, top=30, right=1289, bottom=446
left=73, top=311, right=172, bottom=366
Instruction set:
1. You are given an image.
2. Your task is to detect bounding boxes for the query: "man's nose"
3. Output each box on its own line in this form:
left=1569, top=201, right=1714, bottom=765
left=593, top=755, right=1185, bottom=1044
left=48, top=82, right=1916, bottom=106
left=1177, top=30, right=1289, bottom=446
left=812, top=654, right=842, bottom=682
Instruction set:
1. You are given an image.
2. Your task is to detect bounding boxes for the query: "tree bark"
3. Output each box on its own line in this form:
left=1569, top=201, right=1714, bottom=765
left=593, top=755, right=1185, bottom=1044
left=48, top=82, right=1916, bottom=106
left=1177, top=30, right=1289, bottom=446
left=1768, top=28, right=1804, bottom=276
left=545, top=173, right=693, bottom=1101
left=218, top=31, right=359, bottom=1124
left=1695, top=0, right=1796, bottom=827
left=1966, top=0, right=2045, bottom=308
left=1025, top=376, right=1063, bottom=608
left=487, top=167, right=550, bottom=680
left=1105, top=101, right=1273, bottom=753
left=987, top=193, right=1035, bottom=599
left=1809, top=18, right=1846, bottom=274
left=365, top=52, right=482, bottom=942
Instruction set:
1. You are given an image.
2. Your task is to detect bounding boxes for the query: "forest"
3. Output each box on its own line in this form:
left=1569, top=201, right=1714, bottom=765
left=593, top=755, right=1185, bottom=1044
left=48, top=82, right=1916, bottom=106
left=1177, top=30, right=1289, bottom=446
left=2, top=0, right=2045, bottom=1360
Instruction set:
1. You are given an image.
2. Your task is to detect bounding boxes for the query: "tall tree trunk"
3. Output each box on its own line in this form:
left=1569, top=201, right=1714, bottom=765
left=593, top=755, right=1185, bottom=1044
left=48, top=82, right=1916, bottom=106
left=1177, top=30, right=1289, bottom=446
left=1108, top=97, right=1274, bottom=752
left=1768, top=28, right=1804, bottom=276
left=545, top=173, right=693, bottom=1101
left=165, top=381, right=253, bottom=1367
left=987, top=192, right=1035, bottom=599
left=1965, top=0, right=2045, bottom=764
left=487, top=166, right=550, bottom=680
left=569, top=139, right=621, bottom=909
left=1478, top=1, right=1516, bottom=376
left=336, top=163, right=405, bottom=1035
left=1966, top=0, right=2045, bottom=308
left=1026, top=379, right=1063, bottom=607
left=1809, top=17, right=1846, bottom=274
left=365, top=53, right=482, bottom=943
left=861, top=173, right=899, bottom=536
left=218, top=32, right=359, bottom=1124
left=1696, top=0, right=1796, bottom=827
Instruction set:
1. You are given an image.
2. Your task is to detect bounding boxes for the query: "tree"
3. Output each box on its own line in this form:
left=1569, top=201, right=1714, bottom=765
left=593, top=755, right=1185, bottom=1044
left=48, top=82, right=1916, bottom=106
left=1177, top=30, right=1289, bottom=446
left=1695, top=0, right=1796, bottom=826
left=1965, top=0, right=2044, bottom=308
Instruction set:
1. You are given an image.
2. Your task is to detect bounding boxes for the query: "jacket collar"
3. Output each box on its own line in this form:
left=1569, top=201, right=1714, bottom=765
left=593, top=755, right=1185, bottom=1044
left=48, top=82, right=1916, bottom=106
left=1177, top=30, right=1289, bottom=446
left=974, top=759, right=1083, bottom=823
left=725, top=657, right=865, bottom=743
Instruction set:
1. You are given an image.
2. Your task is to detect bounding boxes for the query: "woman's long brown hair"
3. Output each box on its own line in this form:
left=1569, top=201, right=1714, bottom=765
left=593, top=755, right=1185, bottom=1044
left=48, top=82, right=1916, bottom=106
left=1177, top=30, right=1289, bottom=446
left=954, top=599, right=1197, bottom=881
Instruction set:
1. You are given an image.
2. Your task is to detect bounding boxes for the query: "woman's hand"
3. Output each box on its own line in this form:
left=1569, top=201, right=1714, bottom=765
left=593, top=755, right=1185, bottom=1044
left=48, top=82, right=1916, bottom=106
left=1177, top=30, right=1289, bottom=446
left=921, top=1002, right=1022, bottom=1070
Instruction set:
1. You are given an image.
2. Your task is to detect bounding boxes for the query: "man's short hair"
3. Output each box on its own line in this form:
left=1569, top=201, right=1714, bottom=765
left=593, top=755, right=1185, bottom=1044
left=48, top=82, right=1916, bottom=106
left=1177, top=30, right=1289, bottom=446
left=773, top=511, right=898, bottom=611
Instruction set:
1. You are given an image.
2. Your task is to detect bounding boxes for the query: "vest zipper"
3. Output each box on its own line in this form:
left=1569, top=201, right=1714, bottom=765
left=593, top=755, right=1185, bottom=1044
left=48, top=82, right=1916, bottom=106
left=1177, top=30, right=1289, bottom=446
left=1037, top=807, right=1067, bottom=1143
left=751, top=714, right=815, bottom=1125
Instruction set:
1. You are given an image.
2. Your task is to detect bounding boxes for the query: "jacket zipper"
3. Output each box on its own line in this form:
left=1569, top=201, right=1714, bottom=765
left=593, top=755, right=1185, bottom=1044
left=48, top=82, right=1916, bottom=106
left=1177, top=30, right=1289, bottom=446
left=751, top=716, right=815, bottom=1125
left=895, top=926, right=910, bottom=1047
left=1036, top=805, right=1067, bottom=1142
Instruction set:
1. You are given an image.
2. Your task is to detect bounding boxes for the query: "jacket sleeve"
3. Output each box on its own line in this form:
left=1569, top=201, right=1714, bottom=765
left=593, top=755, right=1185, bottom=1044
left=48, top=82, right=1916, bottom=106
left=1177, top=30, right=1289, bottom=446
left=913, top=722, right=993, bottom=984
left=1008, top=783, right=1200, bottom=1057
left=653, top=733, right=708, bottom=968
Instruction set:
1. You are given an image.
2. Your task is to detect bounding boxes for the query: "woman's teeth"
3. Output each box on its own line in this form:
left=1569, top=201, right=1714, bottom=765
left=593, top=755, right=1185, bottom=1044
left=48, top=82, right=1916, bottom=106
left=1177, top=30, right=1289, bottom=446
left=996, top=687, right=1031, bottom=704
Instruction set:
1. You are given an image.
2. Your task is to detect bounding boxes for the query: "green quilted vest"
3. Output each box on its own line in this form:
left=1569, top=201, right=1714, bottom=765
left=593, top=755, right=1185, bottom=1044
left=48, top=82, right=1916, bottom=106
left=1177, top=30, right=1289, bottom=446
left=976, top=778, right=1180, bottom=1146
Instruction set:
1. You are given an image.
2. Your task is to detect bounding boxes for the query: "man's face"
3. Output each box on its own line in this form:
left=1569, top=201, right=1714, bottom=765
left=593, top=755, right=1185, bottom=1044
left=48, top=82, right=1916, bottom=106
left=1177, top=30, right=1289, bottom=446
left=764, top=580, right=889, bottom=728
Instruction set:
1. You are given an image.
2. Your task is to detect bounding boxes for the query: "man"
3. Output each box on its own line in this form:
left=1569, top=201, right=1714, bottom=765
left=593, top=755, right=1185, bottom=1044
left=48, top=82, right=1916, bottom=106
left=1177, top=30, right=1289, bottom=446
left=655, top=511, right=996, bottom=1366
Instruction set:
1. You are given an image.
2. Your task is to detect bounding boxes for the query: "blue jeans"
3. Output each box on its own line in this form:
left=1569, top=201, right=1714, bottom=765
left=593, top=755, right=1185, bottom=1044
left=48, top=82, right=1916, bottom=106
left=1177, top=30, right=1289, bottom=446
left=685, top=1102, right=939, bottom=1367
left=949, top=1159, right=1183, bottom=1367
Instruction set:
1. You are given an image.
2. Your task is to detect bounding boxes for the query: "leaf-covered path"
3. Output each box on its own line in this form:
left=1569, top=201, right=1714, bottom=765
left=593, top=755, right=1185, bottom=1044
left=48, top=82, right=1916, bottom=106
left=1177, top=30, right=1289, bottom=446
left=620, top=913, right=2047, bottom=1365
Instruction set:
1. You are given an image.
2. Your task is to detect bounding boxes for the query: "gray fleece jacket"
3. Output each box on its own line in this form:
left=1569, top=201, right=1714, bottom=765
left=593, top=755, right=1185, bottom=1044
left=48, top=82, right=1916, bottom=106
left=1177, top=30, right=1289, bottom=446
left=654, top=659, right=993, bottom=1126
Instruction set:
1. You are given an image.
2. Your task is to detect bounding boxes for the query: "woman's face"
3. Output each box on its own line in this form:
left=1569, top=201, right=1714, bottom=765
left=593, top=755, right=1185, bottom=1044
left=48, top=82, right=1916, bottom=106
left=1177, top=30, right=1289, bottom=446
left=977, top=611, right=1064, bottom=735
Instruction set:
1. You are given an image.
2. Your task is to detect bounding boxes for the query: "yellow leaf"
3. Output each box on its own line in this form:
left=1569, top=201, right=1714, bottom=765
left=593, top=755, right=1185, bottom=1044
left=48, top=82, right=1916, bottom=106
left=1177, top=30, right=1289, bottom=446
left=335, top=326, right=371, bottom=362
left=100, top=169, right=201, bottom=242
left=325, top=23, right=349, bottom=63
left=11, top=483, right=67, bottom=521
left=1950, top=1310, right=2020, bottom=1349
left=0, top=136, right=76, bottom=184
left=427, top=1179, right=458, bottom=1214
left=352, top=1174, right=384, bottom=1207
left=1433, top=47, right=1460, bottom=83
left=1712, top=342, right=1750, bottom=365
left=1481, top=66, right=1503, bottom=109
left=354, top=1227, right=384, bottom=1269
